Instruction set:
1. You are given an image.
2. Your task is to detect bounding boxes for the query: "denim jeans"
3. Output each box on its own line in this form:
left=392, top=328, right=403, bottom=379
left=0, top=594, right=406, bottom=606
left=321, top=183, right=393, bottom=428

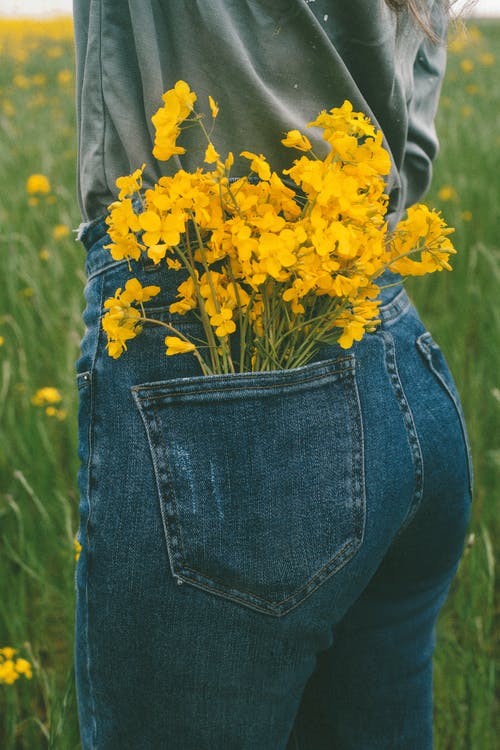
left=74, top=217, right=472, bottom=749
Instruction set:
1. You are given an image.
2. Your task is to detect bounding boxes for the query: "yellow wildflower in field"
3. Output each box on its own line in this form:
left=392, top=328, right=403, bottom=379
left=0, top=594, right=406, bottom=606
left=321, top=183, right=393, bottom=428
left=31, top=73, right=47, bottom=88
left=52, top=224, right=70, bottom=240
left=2, top=100, right=15, bottom=117
left=31, top=387, right=62, bottom=406
left=57, top=69, right=73, bottom=86
left=74, top=537, right=82, bottom=561
left=0, top=647, right=32, bottom=685
left=0, top=336, right=4, bottom=346
left=460, top=211, right=473, bottom=222
left=479, top=52, right=495, bottom=66
left=45, top=406, right=68, bottom=420
left=0, top=18, right=74, bottom=59
left=26, top=174, right=51, bottom=195
left=13, top=74, right=30, bottom=89
left=438, top=185, right=458, bottom=202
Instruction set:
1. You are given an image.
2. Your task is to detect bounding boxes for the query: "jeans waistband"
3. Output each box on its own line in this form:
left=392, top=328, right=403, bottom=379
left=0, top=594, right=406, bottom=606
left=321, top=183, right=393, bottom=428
left=77, top=214, right=409, bottom=324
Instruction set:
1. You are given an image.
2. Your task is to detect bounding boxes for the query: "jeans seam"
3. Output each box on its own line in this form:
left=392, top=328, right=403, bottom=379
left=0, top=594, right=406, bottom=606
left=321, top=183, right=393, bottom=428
left=380, top=330, right=424, bottom=536
left=132, top=358, right=355, bottom=401
left=416, top=332, right=473, bottom=498
left=83, top=274, right=104, bottom=750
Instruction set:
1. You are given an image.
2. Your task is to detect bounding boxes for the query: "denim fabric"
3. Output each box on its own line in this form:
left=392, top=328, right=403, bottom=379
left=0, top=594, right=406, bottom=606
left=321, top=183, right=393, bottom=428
left=74, top=217, right=472, bottom=749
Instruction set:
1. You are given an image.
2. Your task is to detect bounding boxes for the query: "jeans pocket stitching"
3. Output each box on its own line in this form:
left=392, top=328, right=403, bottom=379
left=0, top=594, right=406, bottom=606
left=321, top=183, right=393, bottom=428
left=381, top=330, right=425, bottom=535
left=132, top=356, right=366, bottom=616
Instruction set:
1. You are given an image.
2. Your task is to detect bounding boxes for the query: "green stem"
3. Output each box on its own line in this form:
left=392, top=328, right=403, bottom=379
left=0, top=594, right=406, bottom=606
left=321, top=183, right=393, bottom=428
left=136, top=316, right=213, bottom=375
left=190, top=217, right=235, bottom=374
left=381, top=239, right=454, bottom=274
left=177, top=233, right=218, bottom=371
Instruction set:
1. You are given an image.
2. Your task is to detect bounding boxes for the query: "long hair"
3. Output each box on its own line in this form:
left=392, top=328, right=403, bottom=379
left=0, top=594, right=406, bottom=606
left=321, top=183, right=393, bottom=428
left=384, top=0, right=465, bottom=40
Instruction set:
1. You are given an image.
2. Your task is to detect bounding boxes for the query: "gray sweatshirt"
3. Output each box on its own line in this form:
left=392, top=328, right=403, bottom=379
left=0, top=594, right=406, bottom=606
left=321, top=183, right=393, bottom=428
left=73, top=1, right=447, bottom=228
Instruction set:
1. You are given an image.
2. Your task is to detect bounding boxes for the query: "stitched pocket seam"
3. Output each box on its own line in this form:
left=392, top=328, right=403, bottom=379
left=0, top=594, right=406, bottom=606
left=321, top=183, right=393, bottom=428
left=132, top=357, right=366, bottom=617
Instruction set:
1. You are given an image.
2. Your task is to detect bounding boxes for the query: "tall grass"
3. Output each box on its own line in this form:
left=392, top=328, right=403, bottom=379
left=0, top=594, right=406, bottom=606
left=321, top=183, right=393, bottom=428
left=406, top=20, right=499, bottom=749
left=0, top=16, right=498, bottom=749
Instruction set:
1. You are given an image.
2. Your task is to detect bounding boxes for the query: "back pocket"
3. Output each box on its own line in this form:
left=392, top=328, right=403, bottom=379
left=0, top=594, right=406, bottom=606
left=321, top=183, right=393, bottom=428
left=131, top=356, right=365, bottom=616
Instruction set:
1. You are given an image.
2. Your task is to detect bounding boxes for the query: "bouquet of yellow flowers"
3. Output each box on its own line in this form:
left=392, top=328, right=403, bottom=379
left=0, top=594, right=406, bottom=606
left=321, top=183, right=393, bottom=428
left=102, top=80, right=455, bottom=374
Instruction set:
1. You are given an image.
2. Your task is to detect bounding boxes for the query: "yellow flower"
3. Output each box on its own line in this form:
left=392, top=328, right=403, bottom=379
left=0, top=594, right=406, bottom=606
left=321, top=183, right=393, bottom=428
left=104, top=84, right=457, bottom=370
left=53, top=224, right=70, bottom=240
left=116, top=164, right=145, bottom=200
left=0, top=648, right=32, bottom=685
left=210, top=307, right=237, bottom=337
left=240, top=151, right=272, bottom=181
left=57, top=69, right=73, bottom=86
left=45, top=406, right=67, bottom=420
left=139, top=209, right=186, bottom=248
left=31, top=387, right=62, bottom=406
left=479, top=52, right=494, bottom=66
left=3, top=100, right=15, bottom=117
left=121, top=278, right=161, bottom=304
left=105, top=199, right=142, bottom=261
left=39, top=248, right=50, bottom=261
left=102, top=280, right=160, bottom=357
left=169, top=276, right=199, bottom=315
left=14, top=658, right=32, bottom=679
left=208, top=95, right=219, bottom=118
left=26, top=173, right=51, bottom=195
left=13, top=74, right=30, bottom=89
left=437, top=185, right=457, bottom=202
left=204, top=142, right=219, bottom=164
left=281, top=130, right=312, bottom=152
left=165, top=336, right=197, bottom=355
left=0, top=336, right=4, bottom=346
left=32, top=73, right=47, bottom=87
left=460, top=58, right=474, bottom=74
left=0, top=660, right=18, bottom=685
left=460, top=210, right=472, bottom=222
left=389, top=204, right=456, bottom=276
left=337, top=319, right=366, bottom=349
left=465, top=84, right=479, bottom=95
left=152, top=80, right=197, bottom=161
left=166, top=257, right=182, bottom=270
left=74, top=537, right=82, bottom=561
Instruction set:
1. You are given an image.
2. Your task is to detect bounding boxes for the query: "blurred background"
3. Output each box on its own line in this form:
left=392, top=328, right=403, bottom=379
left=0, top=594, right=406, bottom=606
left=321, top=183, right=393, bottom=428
left=2, top=0, right=500, bottom=17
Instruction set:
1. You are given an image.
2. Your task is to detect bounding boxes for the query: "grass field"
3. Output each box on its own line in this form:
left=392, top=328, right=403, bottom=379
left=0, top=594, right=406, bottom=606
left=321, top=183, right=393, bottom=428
left=0, top=16, right=498, bottom=749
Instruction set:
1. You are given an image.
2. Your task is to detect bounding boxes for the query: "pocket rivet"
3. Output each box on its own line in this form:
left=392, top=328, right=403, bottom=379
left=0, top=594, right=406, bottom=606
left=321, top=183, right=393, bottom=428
left=176, top=578, right=183, bottom=586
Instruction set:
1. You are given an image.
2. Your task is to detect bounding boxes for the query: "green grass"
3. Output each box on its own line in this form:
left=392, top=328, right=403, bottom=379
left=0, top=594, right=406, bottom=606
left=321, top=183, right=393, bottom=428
left=0, top=16, right=498, bottom=749
left=406, top=19, right=500, bottom=749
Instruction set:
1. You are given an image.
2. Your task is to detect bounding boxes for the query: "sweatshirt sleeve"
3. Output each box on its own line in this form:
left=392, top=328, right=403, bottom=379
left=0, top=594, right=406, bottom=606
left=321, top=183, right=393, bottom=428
left=401, top=3, right=448, bottom=209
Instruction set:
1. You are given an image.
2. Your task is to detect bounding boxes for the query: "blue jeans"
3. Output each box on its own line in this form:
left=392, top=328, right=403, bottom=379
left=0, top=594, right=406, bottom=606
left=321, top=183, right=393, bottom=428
left=74, top=217, right=472, bottom=749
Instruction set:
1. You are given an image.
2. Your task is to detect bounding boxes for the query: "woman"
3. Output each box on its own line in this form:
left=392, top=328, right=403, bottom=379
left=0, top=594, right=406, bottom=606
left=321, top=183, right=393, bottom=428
left=73, top=1, right=472, bottom=747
